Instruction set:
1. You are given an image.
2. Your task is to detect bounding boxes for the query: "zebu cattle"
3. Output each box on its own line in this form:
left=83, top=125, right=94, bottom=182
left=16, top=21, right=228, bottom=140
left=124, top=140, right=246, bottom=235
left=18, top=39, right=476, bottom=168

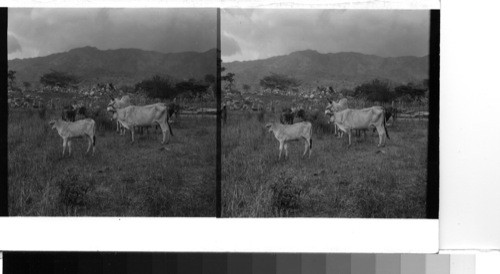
left=325, top=98, right=349, bottom=137
left=265, top=121, right=312, bottom=159
left=328, top=106, right=390, bottom=147
left=49, top=118, right=96, bottom=156
left=280, top=108, right=294, bottom=125
left=62, top=105, right=76, bottom=122
left=108, top=103, right=173, bottom=144
left=107, top=95, right=131, bottom=135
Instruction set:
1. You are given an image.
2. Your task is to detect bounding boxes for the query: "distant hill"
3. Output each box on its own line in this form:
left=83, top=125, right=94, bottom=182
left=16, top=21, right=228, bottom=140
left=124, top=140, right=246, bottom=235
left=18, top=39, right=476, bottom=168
left=8, top=46, right=217, bottom=86
left=223, top=50, right=428, bottom=90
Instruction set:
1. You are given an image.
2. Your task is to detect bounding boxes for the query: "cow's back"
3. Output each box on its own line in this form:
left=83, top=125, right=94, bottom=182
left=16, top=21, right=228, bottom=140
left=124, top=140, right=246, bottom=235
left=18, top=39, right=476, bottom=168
left=338, top=107, right=383, bottom=129
left=119, top=104, right=167, bottom=126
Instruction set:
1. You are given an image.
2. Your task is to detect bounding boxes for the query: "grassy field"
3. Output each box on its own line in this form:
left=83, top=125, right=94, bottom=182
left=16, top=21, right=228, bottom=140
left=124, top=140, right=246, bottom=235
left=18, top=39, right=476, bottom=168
left=8, top=108, right=216, bottom=216
left=222, top=110, right=427, bottom=218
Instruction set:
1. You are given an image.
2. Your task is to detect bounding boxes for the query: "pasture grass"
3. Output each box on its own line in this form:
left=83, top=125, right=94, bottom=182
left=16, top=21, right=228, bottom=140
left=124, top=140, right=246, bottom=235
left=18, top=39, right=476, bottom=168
left=8, top=109, right=216, bottom=216
left=222, top=111, right=427, bottom=218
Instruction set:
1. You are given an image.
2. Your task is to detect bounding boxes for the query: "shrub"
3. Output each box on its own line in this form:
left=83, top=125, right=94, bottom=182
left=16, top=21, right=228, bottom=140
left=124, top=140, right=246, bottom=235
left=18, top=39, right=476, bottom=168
left=271, top=177, right=302, bottom=216
left=257, top=109, right=266, bottom=122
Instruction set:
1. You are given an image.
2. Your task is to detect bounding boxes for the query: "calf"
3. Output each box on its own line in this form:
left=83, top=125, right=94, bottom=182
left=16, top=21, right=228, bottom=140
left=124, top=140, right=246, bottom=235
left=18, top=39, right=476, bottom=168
left=265, top=121, right=312, bottom=160
left=108, top=103, right=173, bottom=144
left=329, top=106, right=390, bottom=147
left=49, top=118, right=96, bottom=156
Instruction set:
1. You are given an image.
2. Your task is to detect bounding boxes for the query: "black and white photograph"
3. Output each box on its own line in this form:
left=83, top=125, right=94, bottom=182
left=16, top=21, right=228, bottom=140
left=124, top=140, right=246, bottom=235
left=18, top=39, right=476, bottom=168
left=221, top=9, right=437, bottom=218
left=7, top=8, right=217, bottom=216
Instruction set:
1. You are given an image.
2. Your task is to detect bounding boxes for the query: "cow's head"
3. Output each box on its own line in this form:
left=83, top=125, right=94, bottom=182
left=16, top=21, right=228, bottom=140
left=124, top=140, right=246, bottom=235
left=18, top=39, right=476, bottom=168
left=48, top=119, right=58, bottom=129
left=265, top=123, right=273, bottom=132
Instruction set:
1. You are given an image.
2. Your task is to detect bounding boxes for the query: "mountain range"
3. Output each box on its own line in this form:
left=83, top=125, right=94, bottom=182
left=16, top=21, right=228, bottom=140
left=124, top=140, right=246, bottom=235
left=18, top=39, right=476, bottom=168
left=8, top=46, right=217, bottom=86
left=223, top=50, right=429, bottom=90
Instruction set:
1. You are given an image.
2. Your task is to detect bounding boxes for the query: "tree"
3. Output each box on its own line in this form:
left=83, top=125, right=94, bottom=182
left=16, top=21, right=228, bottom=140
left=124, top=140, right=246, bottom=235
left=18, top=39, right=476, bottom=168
left=23, top=81, right=31, bottom=90
left=242, top=84, right=251, bottom=93
left=222, top=72, right=235, bottom=90
left=40, top=70, right=80, bottom=88
left=259, top=73, right=301, bottom=91
left=204, top=74, right=216, bottom=85
left=135, top=75, right=176, bottom=99
left=394, top=83, right=427, bottom=102
left=354, top=79, right=394, bottom=102
left=7, top=70, right=16, bottom=88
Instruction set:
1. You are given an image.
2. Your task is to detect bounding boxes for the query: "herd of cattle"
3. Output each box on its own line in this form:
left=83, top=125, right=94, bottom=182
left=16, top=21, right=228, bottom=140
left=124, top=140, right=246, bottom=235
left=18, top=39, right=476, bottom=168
left=224, top=97, right=398, bottom=160
left=50, top=91, right=181, bottom=156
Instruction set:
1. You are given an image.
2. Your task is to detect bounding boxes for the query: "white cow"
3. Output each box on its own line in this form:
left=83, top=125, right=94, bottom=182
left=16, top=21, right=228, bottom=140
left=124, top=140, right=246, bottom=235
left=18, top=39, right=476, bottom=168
left=265, top=121, right=312, bottom=159
left=328, top=106, right=390, bottom=147
left=108, top=103, right=173, bottom=144
left=49, top=118, right=96, bottom=156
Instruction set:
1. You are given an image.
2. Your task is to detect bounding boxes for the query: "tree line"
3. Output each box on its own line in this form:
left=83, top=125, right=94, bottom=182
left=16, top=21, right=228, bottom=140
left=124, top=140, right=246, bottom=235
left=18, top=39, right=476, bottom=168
left=222, top=70, right=428, bottom=103
left=8, top=69, right=216, bottom=100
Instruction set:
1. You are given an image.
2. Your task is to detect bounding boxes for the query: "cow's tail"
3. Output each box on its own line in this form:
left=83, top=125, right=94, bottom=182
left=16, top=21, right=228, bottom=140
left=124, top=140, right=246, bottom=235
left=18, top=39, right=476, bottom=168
left=309, top=123, right=313, bottom=149
left=92, top=120, right=97, bottom=146
left=383, top=108, right=390, bottom=140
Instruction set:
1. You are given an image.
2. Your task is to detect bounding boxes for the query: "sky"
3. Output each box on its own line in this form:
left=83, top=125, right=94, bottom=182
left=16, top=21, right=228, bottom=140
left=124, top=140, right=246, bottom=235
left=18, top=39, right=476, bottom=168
left=222, top=9, right=430, bottom=62
left=8, top=8, right=217, bottom=60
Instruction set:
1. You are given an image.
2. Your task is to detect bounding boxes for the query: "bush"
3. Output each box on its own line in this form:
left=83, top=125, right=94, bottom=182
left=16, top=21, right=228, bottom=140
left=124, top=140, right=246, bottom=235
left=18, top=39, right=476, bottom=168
left=57, top=172, right=94, bottom=213
left=257, top=109, right=266, bottom=122
left=271, top=177, right=302, bottom=216
left=259, top=73, right=301, bottom=91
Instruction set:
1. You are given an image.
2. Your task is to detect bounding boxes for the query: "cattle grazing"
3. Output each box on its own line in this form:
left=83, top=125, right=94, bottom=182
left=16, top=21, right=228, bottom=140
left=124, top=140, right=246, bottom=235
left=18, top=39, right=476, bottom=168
left=108, top=103, right=174, bottom=144
left=49, top=118, right=96, bottom=156
left=280, top=108, right=295, bottom=125
left=221, top=105, right=227, bottom=125
left=62, top=105, right=76, bottom=122
left=107, top=95, right=131, bottom=135
left=328, top=106, right=390, bottom=147
left=325, top=98, right=349, bottom=136
left=265, top=121, right=312, bottom=160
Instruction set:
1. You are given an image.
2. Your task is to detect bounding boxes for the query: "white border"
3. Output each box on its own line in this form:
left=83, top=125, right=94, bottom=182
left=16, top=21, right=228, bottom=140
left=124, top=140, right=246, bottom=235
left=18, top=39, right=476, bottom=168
left=0, top=218, right=438, bottom=252
left=2, top=0, right=439, bottom=9
left=2, top=0, right=440, bottom=253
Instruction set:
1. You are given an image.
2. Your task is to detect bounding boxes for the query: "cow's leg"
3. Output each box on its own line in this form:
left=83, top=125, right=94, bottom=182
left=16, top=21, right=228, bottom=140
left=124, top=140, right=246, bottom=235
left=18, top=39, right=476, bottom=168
left=159, top=122, right=170, bottom=144
left=278, top=141, right=284, bottom=160
left=377, top=126, right=385, bottom=147
left=62, top=139, right=67, bottom=156
left=86, top=135, right=91, bottom=154
left=347, top=130, right=352, bottom=147
left=284, top=143, right=289, bottom=158
left=130, top=128, right=135, bottom=143
left=68, top=140, right=72, bottom=156
left=302, top=139, right=308, bottom=157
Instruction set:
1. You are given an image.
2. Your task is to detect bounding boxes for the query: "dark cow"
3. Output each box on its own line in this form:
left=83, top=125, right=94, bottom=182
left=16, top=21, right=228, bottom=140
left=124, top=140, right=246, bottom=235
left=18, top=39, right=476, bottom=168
left=62, top=106, right=76, bottom=122
left=280, top=108, right=294, bottom=125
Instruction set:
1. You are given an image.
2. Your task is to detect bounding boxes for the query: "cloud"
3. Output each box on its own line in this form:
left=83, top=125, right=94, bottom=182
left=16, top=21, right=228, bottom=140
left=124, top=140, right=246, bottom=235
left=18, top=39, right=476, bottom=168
left=222, top=9, right=430, bottom=62
left=221, top=32, right=241, bottom=57
left=8, top=8, right=217, bottom=59
left=8, top=34, right=22, bottom=54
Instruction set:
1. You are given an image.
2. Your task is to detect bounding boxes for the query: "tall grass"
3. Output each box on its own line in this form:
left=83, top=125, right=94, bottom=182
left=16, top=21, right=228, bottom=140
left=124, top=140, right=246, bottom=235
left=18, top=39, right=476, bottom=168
left=8, top=109, right=216, bottom=216
left=222, top=111, right=427, bottom=218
